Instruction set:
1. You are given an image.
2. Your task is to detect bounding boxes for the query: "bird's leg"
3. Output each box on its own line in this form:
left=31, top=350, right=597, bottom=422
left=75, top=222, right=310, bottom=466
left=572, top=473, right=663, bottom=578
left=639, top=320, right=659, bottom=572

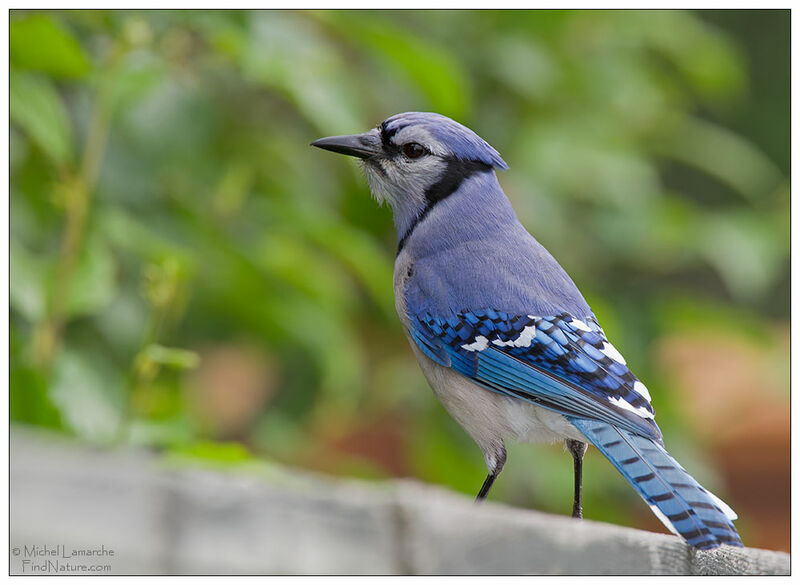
left=566, top=439, right=588, bottom=518
left=476, top=443, right=506, bottom=502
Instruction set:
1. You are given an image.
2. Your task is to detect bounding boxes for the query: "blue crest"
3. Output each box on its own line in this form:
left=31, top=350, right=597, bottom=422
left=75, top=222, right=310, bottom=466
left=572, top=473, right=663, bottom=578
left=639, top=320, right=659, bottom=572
left=381, top=112, right=509, bottom=170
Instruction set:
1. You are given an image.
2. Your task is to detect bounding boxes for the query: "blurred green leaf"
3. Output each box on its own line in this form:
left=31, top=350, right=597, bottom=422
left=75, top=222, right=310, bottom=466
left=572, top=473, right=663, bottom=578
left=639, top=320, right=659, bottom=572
left=166, top=440, right=256, bottom=465
left=138, top=344, right=200, bottom=370
left=696, top=211, right=785, bottom=302
left=49, top=350, right=124, bottom=442
left=655, top=117, right=783, bottom=202
left=255, top=232, right=353, bottom=310
left=11, top=363, right=63, bottom=429
left=239, top=11, right=365, bottom=134
left=484, top=36, right=559, bottom=101
left=654, top=295, right=773, bottom=344
left=318, top=11, right=470, bottom=118
left=10, top=237, right=49, bottom=322
left=103, top=50, right=166, bottom=112
left=10, top=70, right=74, bottom=167
left=624, top=10, right=745, bottom=103
left=11, top=13, right=90, bottom=79
left=294, top=208, right=396, bottom=317
left=127, top=415, right=195, bottom=448
left=66, top=231, right=117, bottom=318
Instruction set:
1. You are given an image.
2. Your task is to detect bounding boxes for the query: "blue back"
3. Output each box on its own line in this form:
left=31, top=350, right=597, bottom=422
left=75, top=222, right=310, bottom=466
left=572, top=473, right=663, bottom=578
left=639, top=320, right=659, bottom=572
left=403, top=171, right=592, bottom=319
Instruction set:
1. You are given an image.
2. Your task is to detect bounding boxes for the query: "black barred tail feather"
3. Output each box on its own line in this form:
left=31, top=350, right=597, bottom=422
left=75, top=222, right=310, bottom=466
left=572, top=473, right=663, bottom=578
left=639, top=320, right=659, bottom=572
left=568, top=418, right=742, bottom=550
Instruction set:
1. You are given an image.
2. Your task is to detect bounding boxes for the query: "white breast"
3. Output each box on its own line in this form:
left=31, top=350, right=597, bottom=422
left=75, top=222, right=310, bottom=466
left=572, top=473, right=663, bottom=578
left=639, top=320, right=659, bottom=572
left=409, top=341, right=586, bottom=448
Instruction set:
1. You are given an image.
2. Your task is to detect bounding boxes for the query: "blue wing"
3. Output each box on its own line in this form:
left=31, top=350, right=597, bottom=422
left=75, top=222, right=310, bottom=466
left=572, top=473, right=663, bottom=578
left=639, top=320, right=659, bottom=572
left=408, top=308, right=745, bottom=549
left=408, top=309, right=661, bottom=441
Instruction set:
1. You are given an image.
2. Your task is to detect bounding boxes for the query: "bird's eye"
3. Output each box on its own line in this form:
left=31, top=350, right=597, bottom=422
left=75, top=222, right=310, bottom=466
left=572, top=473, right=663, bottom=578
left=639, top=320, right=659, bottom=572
left=403, top=142, right=425, bottom=159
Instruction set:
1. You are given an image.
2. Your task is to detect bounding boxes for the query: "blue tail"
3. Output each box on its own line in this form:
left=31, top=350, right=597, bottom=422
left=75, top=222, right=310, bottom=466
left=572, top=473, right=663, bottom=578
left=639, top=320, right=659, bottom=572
left=568, top=418, right=742, bottom=550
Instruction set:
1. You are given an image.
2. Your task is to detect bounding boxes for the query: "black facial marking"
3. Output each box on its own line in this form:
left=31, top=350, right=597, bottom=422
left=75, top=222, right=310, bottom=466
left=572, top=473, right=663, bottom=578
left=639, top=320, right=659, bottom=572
left=424, top=159, right=492, bottom=205
left=380, top=121, right=401, bottom=153
left=397, top=158, right=492, bottom=255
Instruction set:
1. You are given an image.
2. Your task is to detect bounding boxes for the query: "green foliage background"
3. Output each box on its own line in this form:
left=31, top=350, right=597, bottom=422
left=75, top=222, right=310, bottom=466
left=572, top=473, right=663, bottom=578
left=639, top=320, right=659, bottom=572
left=10, top=10, right=789, bottom=546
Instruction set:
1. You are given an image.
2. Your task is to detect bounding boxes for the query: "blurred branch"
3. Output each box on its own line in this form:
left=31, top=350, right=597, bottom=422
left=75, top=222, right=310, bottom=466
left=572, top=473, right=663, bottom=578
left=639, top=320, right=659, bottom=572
left=118, top=257, right=193, bottom=441
left=32, top=43, right=117, bottom=369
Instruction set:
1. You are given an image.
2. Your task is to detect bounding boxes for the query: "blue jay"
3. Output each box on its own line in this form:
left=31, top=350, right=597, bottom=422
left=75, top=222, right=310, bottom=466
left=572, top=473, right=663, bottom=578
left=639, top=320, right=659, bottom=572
left=312, top=112, right=742, bottom=550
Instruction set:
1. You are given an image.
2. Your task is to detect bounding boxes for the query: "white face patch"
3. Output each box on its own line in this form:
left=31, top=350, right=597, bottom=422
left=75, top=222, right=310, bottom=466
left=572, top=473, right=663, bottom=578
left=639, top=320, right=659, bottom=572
left=360, top=133, right=448, bottom=213
left=600, top=341, right=627, bottom=365
left=362, top=160, right=393, bottom=205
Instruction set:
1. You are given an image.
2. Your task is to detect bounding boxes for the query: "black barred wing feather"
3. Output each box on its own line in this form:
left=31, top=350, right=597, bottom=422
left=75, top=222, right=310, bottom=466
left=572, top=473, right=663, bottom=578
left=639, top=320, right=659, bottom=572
left=409, top=309, right=661, bottom=441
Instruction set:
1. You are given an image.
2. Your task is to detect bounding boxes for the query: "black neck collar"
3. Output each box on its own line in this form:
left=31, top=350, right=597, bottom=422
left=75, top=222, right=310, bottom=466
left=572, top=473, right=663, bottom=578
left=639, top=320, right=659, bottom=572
left=396, top=159, right=492, bottom=256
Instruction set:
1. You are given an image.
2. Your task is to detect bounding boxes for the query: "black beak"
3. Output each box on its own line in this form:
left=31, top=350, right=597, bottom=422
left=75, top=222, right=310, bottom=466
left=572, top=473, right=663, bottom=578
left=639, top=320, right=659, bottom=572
left=310, top=133, right=380, bottom=160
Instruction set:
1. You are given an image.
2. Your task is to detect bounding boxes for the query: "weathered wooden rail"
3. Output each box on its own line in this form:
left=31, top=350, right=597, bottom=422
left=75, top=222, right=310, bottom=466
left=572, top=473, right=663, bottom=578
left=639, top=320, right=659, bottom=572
left=10, top=427, right=789, bottom=575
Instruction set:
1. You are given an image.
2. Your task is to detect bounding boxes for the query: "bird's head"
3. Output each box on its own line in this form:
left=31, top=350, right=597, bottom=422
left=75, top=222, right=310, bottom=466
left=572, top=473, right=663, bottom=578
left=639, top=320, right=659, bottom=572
left=312, top=113, right=508, bottom=240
